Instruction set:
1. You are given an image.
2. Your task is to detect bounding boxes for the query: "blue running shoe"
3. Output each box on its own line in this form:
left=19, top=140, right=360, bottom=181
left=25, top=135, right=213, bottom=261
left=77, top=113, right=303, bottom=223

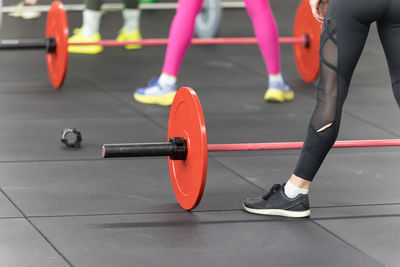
left=134, top=78, right=177, bottom=106
left=265, top=79, right=294, bottom=103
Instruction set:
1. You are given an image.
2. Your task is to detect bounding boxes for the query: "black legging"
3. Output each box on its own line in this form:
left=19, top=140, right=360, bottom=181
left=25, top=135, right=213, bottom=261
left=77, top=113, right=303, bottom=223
left=85, top=0, right=139, bottom=10
left=294, top=0, right=400, bottom=181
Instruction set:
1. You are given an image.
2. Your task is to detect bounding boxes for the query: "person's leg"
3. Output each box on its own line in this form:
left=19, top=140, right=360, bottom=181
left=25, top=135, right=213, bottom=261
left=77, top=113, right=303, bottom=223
left=377, top=21, right=400, bottom=107
left=134, top=0, right=204, bottom=106
left=161, top=0, right=204, bottom=77
left=85, top=0, right=102, bottom=10
left=68, top=0, right=103, bottom=54
left=243, top=0, right=293, bottom=103
left=243, top=0, right=378, bottom=217
left=9, top=0, right=41, bottom=20
left=118, top=0, right=142, bottom=49
left=243, top=0, right=280, bottom=74
left=83, top=0, right=102, bottom=37
left=123, top=0, right=140, bottom=32
left=124, top=0, right=139, bottom=9
left=293, top=0, right=386, bottom=183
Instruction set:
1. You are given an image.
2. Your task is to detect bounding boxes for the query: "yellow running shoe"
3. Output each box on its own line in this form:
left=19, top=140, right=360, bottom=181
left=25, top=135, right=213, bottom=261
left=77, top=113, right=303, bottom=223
left=134, top=78, right=177, bottom=106
left=264, top=80, right=295, bottom=103
left=116, top=28, right=142, bottom=50
left=68, top=28, right=103, bottom=54
left=8, top=2, right=41, bottom=20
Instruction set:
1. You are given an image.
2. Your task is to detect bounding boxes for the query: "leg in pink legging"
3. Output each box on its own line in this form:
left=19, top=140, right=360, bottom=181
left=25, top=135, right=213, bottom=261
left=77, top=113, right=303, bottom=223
left=135, top=0, right=293, bottom=106
left=243, top=0, right=280, bottom=74
left=134, top=0, right=203, bottom=106
left=244, top=0, right=294, bottom=102
left=162, top=0, right=204, bottom=77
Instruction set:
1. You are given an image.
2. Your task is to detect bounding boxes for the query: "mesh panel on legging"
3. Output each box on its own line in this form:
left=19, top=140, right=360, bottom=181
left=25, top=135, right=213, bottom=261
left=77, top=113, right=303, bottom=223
left=293, top=16, right=343, bottom=181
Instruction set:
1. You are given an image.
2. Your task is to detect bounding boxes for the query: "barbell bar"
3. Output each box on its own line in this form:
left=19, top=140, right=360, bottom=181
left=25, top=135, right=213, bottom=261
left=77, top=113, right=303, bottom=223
left=1, top=0, right=223, bottom=38
left=0, top=0, right=321, bottom=88
left=1, top=1, right=244, bottom=13
left=69, top=36, right=308, bottom=46
left=0, top=36, right=307, bottom=48
left=102, top=87, right=400, bottom=210
left=104, top=139, right=400, bottom=158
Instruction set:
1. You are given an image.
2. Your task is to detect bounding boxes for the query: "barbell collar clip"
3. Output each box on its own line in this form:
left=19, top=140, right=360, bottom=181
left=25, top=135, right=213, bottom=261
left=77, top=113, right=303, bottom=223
left=46, top=38, right=57, bottom=53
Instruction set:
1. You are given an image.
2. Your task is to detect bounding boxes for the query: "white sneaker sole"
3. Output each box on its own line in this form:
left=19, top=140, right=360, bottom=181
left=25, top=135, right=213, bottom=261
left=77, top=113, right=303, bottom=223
left=243, top=204, right=310, bottom=218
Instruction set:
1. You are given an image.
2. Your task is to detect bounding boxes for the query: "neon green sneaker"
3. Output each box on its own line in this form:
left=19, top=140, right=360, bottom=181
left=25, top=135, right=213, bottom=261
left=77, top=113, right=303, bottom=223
left=68, top=28, right=103, bottom=55
left=116, top=28, right=142, bottom=50
left=8, top=2, right=41, bottom=20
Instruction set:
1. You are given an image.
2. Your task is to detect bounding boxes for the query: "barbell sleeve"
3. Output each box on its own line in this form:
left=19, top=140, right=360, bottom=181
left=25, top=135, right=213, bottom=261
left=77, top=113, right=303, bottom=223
left=102, top=142, right=175, bottom=158
left=102, top=137, right=187, bottom=160
left=0, top=38, right=56, bottom=53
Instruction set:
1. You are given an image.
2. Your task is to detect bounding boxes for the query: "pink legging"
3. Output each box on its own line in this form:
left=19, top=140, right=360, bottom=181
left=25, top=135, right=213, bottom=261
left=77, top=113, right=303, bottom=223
left=162, top=0, right=281, bottom=77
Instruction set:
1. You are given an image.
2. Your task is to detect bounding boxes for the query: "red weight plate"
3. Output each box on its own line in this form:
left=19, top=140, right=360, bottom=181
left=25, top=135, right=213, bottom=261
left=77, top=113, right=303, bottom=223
left=45, top=1, right=69, bottom=89
left=293, top=0, right=322, bottom=83
left=168, top=87, right=208, bottom=210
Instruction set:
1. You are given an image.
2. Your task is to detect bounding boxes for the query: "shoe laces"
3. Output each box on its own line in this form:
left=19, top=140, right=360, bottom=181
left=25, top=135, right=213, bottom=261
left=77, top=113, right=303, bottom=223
left=262, top=184, right=282, bottom=200
left=147, top=77, right=159, bottom=86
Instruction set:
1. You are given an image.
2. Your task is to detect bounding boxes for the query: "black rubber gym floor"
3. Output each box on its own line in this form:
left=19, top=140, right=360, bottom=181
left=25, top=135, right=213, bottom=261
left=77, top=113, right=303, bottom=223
left=0, top=0, right=399, bottom=266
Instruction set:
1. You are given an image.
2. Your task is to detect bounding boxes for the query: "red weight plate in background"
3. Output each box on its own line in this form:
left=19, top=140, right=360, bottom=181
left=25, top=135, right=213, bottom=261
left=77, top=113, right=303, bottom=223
left=293, top=0, right=322, bottom=83
left=46, top=1, right=69, bottom=89
left=168, top=87, right=208, bottom=210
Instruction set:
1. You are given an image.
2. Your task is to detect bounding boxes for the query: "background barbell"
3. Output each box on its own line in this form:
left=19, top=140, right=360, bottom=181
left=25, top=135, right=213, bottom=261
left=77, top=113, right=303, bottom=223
left=0, top=0, right=225, bottom=38
left=0, top=0, right=321, bottom=88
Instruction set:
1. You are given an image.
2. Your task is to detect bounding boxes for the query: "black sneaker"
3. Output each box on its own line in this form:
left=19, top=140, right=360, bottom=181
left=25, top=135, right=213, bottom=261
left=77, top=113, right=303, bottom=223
left=243, top=184, right=310, bottom=218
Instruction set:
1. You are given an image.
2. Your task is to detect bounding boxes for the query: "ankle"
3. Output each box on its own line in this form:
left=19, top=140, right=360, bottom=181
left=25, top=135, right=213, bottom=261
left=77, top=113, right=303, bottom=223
left=284, top=180, right=309, bottom=199
left=268, top=73, right=283, bottom=84
left=82, top=9, right=101, bottom=39
left=159, top=73, right=177, bottom=87
left=123, top=9, right=141, bottom=32
left=289, top=174, right=311, bottom=190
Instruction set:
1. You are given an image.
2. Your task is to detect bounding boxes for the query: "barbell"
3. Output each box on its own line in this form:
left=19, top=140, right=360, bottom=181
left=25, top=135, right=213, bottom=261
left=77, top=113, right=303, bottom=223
left=1, top=0, right=223, bottom=39
left=0, top=0, right=321, bottom=89
left=102, top=87, right=400, bottom=210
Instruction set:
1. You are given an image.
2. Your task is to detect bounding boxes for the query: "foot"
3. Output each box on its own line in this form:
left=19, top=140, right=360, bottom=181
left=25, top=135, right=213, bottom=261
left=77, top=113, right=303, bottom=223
left=8, top=2, right=41, bottom=19
left=243, top=184, right=310, bottom=218
left=134, top=78, right=177, bottom=106
left=68, top=28, right=103, bottom=54
left=116, top=28, right=142, bottom=50
left=264, top=79, right=294, bottom=103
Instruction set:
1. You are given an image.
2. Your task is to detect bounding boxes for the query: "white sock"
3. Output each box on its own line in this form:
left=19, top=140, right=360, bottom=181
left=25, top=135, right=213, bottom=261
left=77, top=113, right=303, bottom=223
left=159, top=73, right=177, bottom=87
left=82, top=9, right=102, bottom=38
left=269, top=73, right=284, bottom=84
left=284, top=180, right=309, bottom=199
left=123, top=9, right=141, bottom=32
